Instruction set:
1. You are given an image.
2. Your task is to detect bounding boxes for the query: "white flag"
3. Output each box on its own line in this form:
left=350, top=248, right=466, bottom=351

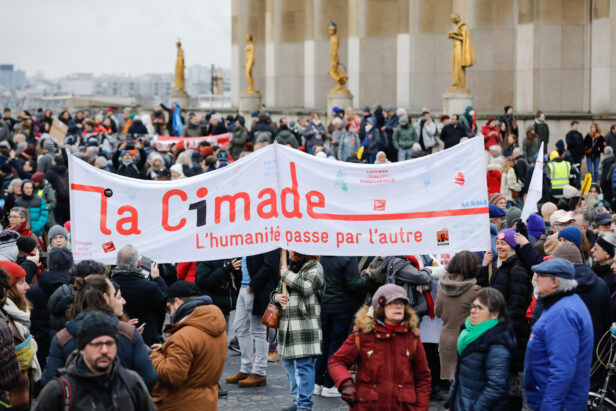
left=521, top=142, right=544, bottom=221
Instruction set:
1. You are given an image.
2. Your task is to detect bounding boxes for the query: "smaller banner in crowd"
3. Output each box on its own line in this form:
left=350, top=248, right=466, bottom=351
left=153, top=133, right=230, bottom=152
left=69, top=137, right=490, bottom=263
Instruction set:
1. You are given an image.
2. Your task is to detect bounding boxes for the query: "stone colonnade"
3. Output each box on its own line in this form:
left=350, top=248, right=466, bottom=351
left=231, top=0, right=616, bottom=114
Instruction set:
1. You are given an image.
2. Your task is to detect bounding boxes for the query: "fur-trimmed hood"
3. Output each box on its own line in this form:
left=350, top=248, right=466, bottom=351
left=353, top=304, right=419, bottom=334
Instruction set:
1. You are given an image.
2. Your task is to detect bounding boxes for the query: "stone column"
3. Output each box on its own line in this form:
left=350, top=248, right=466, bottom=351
left=231, top=0, right=266, bottom=108
left=515, top=0, right=591, bottom=114
left=590, top=0, right=616, bottom=113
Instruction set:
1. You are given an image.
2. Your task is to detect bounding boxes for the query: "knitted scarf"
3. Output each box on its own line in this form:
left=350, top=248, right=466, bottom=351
left=457, top=316, right=499, bottom=355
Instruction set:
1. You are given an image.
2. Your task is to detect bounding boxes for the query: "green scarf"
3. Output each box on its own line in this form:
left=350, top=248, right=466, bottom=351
left=457, top=317, right=499, bottom=355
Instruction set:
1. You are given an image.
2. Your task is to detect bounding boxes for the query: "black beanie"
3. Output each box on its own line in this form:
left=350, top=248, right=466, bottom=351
left=77, top=311, right=118, bottom=349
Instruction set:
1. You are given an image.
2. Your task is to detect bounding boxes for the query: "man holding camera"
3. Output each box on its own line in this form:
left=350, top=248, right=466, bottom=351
left=111, top=244, right=168, bottom=345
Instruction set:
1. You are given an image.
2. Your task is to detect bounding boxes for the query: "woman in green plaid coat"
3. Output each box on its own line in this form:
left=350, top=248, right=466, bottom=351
left=272, top=252, right=325, bottom=411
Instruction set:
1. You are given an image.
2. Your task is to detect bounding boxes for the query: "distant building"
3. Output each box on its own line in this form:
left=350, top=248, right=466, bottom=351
left=0, top=65, right=26, bottom=90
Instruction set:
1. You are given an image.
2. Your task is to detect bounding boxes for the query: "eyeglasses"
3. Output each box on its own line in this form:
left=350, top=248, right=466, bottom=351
left=8, top=215, right=21, bottom=220
left=88, top=340, right=116, bottom=350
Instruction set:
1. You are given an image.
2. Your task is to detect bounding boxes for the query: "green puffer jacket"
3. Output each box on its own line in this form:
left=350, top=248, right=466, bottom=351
left=393, top=124, right=418, bottom=150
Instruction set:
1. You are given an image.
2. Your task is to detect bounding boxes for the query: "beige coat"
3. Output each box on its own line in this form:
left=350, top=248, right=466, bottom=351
left=434, top=274, right=481, bottom=380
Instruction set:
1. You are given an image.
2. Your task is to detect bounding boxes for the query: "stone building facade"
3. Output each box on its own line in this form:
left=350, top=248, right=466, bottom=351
left=231, top=0, right=616, bottom=114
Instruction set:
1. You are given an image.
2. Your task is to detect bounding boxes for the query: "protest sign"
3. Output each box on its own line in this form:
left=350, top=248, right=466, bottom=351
left=153, top=134, right=230, bottom=152
left=49, top=119, right=68, bottom=144
left=69, top=137, right=489, bottom=263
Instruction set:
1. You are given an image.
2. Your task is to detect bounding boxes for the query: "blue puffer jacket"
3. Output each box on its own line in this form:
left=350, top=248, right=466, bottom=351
left=524, top=292, right=593, bottom=411
left=15, top=194, right=48, bottom=237
left=445, top=320, right=517, bottom=411
left=41, top=311, right=157, bottom=390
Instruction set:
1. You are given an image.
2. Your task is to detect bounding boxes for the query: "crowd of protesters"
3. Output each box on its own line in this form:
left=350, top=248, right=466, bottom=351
left=0, top=103, right=614, bottom=410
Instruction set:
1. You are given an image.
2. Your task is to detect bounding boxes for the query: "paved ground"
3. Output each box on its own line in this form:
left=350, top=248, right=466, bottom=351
left=218, top=348, right=443, bottom=411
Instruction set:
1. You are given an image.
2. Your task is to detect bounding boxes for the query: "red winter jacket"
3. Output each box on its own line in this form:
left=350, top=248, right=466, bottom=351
left=486, top=170, right=502, bottom=195
left=177, top=262, right=196, bottom=283
left=328, top=306, right=431, bottom=410
left=482, top=124, right=501, bottom=150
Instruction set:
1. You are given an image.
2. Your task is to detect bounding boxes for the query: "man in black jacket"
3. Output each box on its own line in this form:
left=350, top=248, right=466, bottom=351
left=110, top=245, right=167, bottom=345
left=226, top=249, right=280, bottom=388
left=565, top=120, right=585, bottom=168
left=440, top=114, right=465, bottom=149
left=33, top=311, right=156, bottom=411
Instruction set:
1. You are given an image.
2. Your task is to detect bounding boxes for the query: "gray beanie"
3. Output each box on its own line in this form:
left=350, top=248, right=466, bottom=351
left=43, top=139, right=55, bottom=151
left=552, top=242, right=583, bottom=264
left=47, top=225, right=67, bottom=244
left=400, top=115, right=409, bottom=124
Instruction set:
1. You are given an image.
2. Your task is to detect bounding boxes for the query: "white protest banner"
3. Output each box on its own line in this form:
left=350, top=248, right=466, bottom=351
left=520, top=142, right=544, bottom=221
left=153, top=134, right=230, bottom=152
left=69, top=137, right=490, bottom=263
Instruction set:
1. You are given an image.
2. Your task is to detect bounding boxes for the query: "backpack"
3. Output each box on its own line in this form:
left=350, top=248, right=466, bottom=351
left=384, top=257, right=430, bottom=318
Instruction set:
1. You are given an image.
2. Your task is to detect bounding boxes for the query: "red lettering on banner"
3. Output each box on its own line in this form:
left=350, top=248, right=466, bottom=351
left=115, top=206, right=141, bottom=235
left=71, top=184, right=111, bottom=235
left=257, top=188, right=278, bottom=219
left=281, top=162, right=303, bottom=219
left=162, top=189, right=187, bottom=231
left=215, top=192, right=251, bottom=223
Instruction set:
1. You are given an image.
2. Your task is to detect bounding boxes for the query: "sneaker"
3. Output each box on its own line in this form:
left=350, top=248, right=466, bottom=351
left=313, top=384, right=322, bottom=396
left=281, top=406, right=297, bottom=411
left=217, top=383, right=228, bottom=398
left=321, top=386, right=341, bottom=398
left=225, top=371, right=249, bottom=384
left=238, top=373, right=267, bottom=387
left=268, top=349, right=280, bottom=362
left=228, top=342, right=241, bottom=354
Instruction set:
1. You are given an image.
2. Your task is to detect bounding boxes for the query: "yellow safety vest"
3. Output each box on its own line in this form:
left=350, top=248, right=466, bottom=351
left=547, top=161, right=571, bottom=190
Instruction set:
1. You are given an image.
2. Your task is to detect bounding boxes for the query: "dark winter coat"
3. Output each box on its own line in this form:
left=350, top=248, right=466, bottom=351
left=565, top=129, right=585, bottom=164
left=328, top=305, right=432, bottom=410
left=110, top=268, right=168, bottom=345
left=34, top=351, right=156, bottom=411
left=229, top=126, right=250, bottom=159
left=41, top=312, right=157, bottom=390
left=593, top=262, right=615, bottom=294
left=194, top=259, right=241, bottom=316
left=320, top=256, right=375, bottom=314
left=477, top=255, right=531, bottom=372
left=440, top=124, right=465, bottom=149
left=584, top=133, right=606, bottom=159
left=303, top=120, right=328, bottom=152
left=444, top=320, right=516, bottom=411
left=27, top=267, right=71, bottom=369
left=246, top=249, right=281, bottom=317
left=250, top=121, right=275, bottom=144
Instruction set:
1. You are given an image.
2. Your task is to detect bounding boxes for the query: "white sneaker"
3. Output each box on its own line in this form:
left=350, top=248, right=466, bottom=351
left=321, top=386, right=341, bottom=398
left=313, top=384, right=322, bottom=396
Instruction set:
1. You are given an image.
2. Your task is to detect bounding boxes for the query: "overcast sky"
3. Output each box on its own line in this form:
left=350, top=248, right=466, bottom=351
left=1, top=0, right=231, bottom=78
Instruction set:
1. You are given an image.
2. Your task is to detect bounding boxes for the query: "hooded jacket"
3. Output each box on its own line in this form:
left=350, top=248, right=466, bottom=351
left=434, top=274, right=481, bottom=380
left=41, top=311, right=157, bottom=390
left=27, top=248, right=73, bottom=368
left=328, top=305, right=431, bottom=410
left=46, top=283, right=74, bottom=332
left=151, top=303, right=227, bottom=411
left=15, top=193, right=48, bottom=237
left=34, top=351, right=156, bottom=411
left=444, top=320, right=517, bottom=410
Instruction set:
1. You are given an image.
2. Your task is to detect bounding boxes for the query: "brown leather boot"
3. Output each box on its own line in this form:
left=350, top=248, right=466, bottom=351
left=225, top=371, right=250, bottom=384
left=238, top=373, right=267, bottom=387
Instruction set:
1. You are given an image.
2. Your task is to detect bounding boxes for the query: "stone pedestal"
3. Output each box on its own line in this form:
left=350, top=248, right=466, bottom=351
left=327, top=93, right=354, bottom=121
left=442, top=90, right=473, bottom=116
left=170, top=89, right=190, bottom=109
left=239, top=92, right=262, bottom=114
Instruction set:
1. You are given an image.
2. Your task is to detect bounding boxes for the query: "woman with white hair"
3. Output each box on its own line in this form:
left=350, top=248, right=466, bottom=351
left=175, top=151, right=195, bottom=177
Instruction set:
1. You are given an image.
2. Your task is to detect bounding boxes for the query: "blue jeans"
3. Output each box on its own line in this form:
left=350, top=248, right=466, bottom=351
left=587, top=156, right=600, bottom=182
left=315, top=311, right=354, bottom=388
left=398, top=148, right=413, bottom=161
left=282, top=356, right=316, bottom=410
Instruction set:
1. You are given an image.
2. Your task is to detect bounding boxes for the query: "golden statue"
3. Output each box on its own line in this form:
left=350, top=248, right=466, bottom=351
left=328, top=21, right=349, bottom=94
left=243, top=34, right=258, bottom=94
left=174, top=41, right=185, bottom=91
left=448, top=14, right=475, bottom=92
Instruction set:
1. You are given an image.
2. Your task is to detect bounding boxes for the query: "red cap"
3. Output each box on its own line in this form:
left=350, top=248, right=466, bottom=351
left=0, top=261, right=26, bottom=287
left=31, top=172, right=45, bottom=184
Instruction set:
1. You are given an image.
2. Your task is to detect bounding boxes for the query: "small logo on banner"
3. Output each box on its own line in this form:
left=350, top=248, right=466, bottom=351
left=436, top=229, right=450, bottom=246
left=373, top=200, right=386, bottom=211
left=454, top=172, right=465, bottom=186
left=102, top=241, right=116, bottom=253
